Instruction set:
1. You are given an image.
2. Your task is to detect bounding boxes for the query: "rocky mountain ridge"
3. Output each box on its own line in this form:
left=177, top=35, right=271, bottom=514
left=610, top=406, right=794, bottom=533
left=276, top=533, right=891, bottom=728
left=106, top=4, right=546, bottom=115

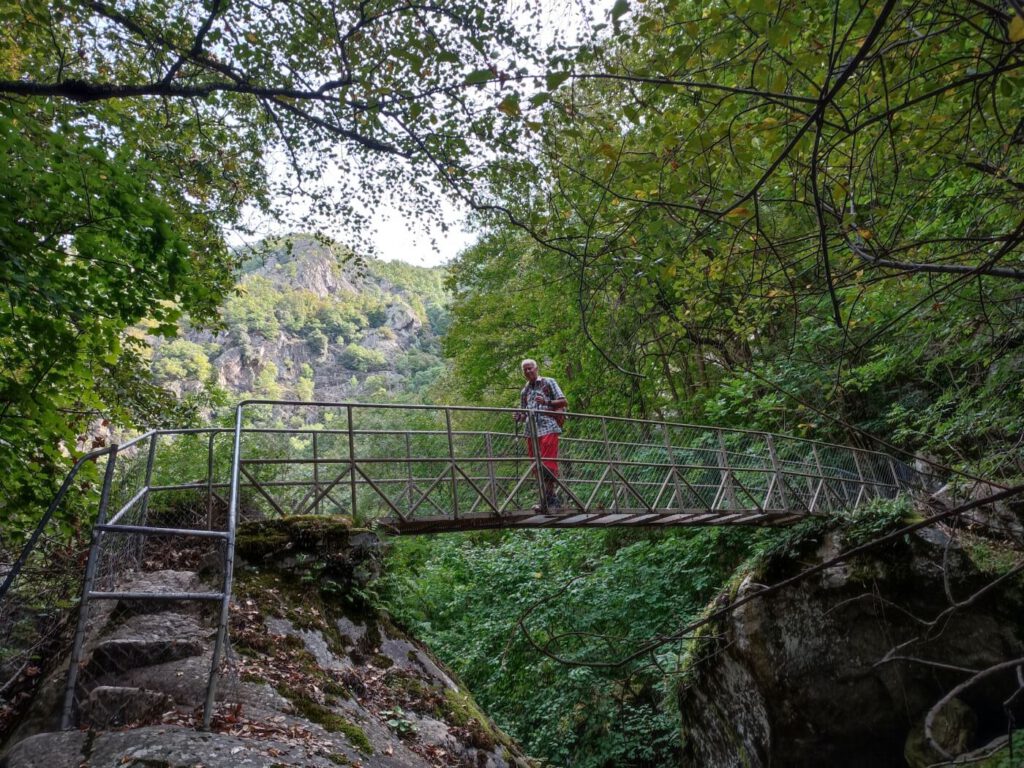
left=150, top=235, right=449, bottom=403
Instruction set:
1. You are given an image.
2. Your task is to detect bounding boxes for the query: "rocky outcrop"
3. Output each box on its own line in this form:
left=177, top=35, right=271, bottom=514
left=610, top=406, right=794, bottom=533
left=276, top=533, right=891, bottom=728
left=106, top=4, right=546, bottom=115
left=932, top=482, right=1024, bottom=545
left=2, top=517, right=531, bottom=768
left=149, top=234, right=446, bottom=402
left=677, top=526, right=1024, bottom=768
left=243, top=237, right=363, bottom=299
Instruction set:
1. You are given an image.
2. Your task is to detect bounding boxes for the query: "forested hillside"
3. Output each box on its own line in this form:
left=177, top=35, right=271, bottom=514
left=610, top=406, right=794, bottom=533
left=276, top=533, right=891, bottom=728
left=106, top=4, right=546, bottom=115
left=147, top=235, right=449, bottom=404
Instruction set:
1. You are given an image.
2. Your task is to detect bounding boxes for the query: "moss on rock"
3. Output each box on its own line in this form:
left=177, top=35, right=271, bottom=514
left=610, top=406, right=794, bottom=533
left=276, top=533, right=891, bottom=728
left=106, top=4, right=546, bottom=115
left=442, top=687, right=505, bottom=751
left=287, top=696, right=373, bottom=754
left=236, top=515, right=354, bottom=562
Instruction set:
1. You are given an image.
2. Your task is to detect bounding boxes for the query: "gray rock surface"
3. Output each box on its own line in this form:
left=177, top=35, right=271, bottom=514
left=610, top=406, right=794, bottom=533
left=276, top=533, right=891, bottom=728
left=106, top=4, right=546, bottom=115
left=2, top=524, right=532, bottom=768
left=80, top=686, right=175, bottom=729
left=677, top=530, right=1024, bottom=768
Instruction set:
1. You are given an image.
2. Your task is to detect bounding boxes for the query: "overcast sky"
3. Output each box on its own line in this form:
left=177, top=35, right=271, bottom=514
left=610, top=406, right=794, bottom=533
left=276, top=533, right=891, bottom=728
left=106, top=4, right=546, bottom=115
left=233, top=0, right=612, bottom=269
left=368, top=197, right=476, bottom=268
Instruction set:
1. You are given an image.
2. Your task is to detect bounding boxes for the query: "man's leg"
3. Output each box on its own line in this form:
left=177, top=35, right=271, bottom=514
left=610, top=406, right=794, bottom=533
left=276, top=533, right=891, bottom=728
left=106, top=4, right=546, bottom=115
left=526, top=438, right=549, bottom=511
left=545, top=479, right=560, bottom=508
left=540, top=434, right=561, bottom=508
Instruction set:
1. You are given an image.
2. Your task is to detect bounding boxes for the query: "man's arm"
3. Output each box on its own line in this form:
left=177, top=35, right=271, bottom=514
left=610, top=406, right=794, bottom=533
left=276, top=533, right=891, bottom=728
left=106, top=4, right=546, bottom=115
left=540, top=379, right=567, bottom=410
left=514, top=385, right=528, bottom=421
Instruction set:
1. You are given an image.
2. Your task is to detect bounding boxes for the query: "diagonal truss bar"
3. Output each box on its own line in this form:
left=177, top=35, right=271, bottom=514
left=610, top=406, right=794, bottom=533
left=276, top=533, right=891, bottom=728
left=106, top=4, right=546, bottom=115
left=608, top=466, right=655, bottom=513
left=405, top=465, right=456, bottom=518
left=351, top=465, right=409, bottom=521
left=239, top=464, right=287, bottom=517
left=451, top=464, right=501, bottom=516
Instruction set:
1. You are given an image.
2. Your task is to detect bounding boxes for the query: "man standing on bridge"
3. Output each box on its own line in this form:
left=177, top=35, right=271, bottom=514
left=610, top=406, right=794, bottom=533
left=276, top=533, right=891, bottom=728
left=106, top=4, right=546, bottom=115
left=515, top=359, right=567, bottom=511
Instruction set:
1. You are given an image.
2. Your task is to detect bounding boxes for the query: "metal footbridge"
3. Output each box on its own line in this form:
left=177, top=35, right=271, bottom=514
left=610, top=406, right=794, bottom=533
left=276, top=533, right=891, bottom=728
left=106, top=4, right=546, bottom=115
left=220, top=401, right=919, bottom=532
left=1, top=400, right=924, bottom=733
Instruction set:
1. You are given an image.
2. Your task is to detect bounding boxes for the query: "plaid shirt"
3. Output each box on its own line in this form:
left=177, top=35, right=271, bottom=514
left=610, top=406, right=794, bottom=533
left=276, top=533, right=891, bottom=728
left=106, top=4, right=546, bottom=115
left=519, top=377, right=566, bottom=437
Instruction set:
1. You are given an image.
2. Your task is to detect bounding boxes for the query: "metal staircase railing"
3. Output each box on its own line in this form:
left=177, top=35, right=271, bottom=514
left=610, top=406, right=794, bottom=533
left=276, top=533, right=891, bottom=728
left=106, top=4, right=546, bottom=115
left=0, top=428, right=236, bottom=735
left=1, top=401, right=927, bottom=736
left=58, top=428, right=236, bottom=731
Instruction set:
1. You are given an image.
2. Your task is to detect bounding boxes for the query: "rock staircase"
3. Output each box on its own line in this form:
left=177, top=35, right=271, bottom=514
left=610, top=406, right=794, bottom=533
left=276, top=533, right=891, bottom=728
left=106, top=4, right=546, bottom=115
left=2, top=522, right=533, bottom=768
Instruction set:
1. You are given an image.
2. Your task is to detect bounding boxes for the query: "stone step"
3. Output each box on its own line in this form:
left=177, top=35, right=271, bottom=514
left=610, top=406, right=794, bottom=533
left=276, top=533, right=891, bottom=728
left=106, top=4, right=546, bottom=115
left=108, top=570, right=216, bottom=617
left=84, top=612, right=208, bottom=676
left=79, top=686, right=175, bottom=729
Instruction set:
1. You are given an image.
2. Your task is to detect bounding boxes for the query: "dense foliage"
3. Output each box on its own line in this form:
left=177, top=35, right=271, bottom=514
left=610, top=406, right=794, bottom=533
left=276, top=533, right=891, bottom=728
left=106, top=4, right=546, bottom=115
left=450, top=0, right=1024, bottom=477
left=0, top=75, right=246, bottom=541
left=382, top=527, right=757, bottom=766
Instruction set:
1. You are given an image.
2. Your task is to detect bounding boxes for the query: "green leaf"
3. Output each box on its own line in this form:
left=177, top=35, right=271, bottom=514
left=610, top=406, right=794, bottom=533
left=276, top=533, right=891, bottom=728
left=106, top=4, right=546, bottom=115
left=545, top=71, right=571, bottom=90
left=465, top=68, right=493, bottom=85
left=1010, top=14, right=1024, bottom=43
left=497, top=94, right=521, bottom=117
left=611, top=0, right=629, bottom=21
left=766, top=25, right=791, bottom=48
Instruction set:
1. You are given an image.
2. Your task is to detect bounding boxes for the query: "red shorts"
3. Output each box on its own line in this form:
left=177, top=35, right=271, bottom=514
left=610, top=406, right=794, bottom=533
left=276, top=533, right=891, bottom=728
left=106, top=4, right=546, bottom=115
left=526, top=433, right=559, bottom=477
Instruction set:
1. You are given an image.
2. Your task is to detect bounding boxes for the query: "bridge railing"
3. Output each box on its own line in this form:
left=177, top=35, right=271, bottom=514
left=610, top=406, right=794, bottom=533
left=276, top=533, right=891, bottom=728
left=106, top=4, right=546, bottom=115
left=0, top=445, right=111, bottom=739
left=3, top=401, right=925, bottom=737
left=226, top=401, right=923, bottom=533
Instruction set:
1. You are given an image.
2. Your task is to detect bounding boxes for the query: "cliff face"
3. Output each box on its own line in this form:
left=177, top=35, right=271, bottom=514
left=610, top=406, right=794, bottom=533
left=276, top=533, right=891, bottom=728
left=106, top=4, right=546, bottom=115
left=150, top=235, right=448, bottom=402
left=2, top=517, right=530, bottom=768
left=677, top=526, right=1024, bottom=768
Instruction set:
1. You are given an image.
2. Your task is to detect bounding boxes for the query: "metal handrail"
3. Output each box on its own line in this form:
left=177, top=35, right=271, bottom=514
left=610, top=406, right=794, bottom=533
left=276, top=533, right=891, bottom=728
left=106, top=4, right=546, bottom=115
left=218, top=400, right=924, bottom=542
left=229, top=398, right=910, bottom=461
left=54, top=427, right=236, bottom=730
left=0, top=402, right=928, bottom=737
left=0, top=445, right=115, bottom=604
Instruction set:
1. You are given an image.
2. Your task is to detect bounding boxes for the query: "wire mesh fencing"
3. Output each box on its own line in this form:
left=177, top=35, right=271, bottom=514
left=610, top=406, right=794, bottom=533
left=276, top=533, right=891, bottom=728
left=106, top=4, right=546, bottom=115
left=228, top=401, right=925, bottom=533
left=0, top=448, right=108, bottom=740
left=230, top=404, right=536, bottom=526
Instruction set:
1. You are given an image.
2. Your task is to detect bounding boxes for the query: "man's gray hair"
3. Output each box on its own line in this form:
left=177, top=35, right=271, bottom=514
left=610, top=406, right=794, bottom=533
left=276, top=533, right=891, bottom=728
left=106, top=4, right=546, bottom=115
left=521, top=358, right=538, bottom=369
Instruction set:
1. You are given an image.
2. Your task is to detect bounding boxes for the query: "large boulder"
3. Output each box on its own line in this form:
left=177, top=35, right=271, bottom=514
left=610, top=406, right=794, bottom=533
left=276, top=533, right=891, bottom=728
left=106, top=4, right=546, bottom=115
left=677, top=527, right=1024, bottom=767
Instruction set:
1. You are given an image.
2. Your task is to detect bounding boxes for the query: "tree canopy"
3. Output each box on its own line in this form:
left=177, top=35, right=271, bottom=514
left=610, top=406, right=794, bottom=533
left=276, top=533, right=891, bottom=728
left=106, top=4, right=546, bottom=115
left=449, top=0, right=1024, bottom=476
left=1, top=0, right=552, bottom=232
left=434, top=9, right=1024, bottom=752
left=0, top=0, right=549, bottom=535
